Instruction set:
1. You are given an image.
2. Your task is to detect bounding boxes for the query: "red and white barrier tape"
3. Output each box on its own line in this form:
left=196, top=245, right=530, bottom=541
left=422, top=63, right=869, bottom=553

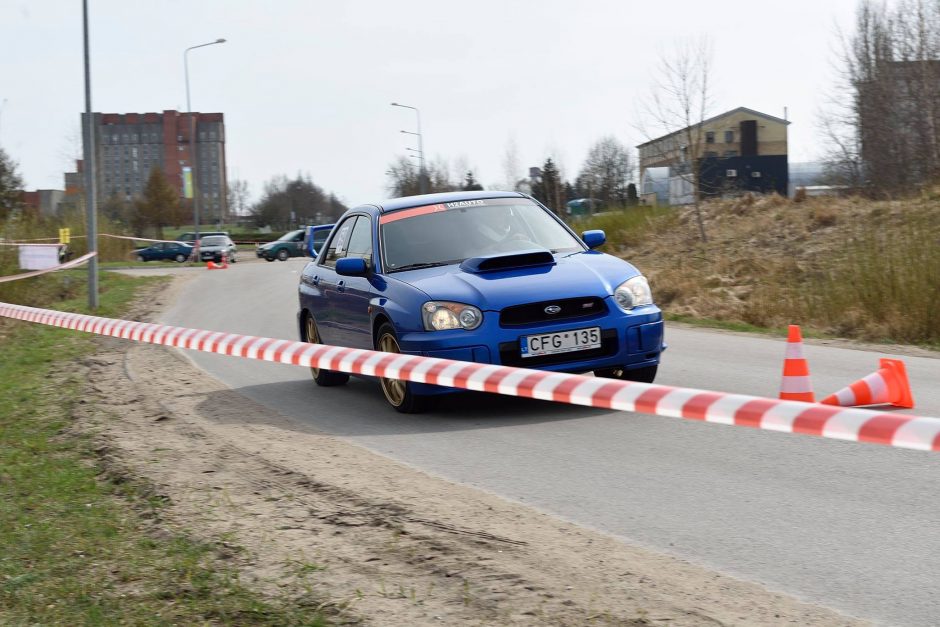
left=0, top=252, right=97, bottom=283
left=2, top=234, right=188, bottom=246
left=1, top=301, right=938, bottom=453
left=0, top=241, right=66, bottom=247
left=99, top=234, right=189, bottom=244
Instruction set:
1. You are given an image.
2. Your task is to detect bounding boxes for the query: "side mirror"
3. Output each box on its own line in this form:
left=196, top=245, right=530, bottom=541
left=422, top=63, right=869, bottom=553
left=581, top=229, right=606, bottom=249
left=336, top=257, right=368, bottom=276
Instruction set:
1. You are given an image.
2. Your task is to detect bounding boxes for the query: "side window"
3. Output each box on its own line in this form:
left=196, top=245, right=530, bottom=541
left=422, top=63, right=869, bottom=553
left=292, top=231, right=304, bottom=242
left=322, top=217, right=356, bottom=267
left=345, top=216, right=373, bottom=266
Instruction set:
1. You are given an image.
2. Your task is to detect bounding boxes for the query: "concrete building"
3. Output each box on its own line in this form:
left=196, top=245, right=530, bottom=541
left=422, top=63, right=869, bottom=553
left=637, top=107, right=790, bottom=204
left=20, top=189, right=65, bottom=217
left=81, top=110, right=227, bottom=220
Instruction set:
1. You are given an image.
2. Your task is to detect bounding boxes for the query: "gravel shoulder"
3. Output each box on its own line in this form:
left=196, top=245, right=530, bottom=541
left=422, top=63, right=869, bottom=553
left=76, top=275, right=865, bottom=625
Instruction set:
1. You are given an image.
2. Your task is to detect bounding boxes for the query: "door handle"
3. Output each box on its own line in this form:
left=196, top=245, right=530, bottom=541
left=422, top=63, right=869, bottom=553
left=312, top=275, right=320, bottom=286
left=337, top=280, right=346, bottom=292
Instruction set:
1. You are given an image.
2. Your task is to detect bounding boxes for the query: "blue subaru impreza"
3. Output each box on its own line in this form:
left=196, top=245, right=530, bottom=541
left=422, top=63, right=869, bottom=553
left=297, top=191, right=664, bottom=412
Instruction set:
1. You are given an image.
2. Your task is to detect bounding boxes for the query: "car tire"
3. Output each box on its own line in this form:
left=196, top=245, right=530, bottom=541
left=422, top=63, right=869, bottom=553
left=277, top=248, right=290, bottom=261
left=137, top=255, right=146, bottom=263
left=304, top=314, right=349, bottom=387
left=375, top=322, right=435, bottom=414
left=265, top=256, right=276, bottom=262
left=229, top=253, right=237, bottom=263
left=174, top=254, right=186, bottom=263
left=594, top=364, right=658, bottom=384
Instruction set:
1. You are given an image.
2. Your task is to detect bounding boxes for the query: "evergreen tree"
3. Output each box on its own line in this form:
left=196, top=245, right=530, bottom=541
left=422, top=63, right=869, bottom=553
left=462, top=171, right=483, bottom=191
left=136, top=166, right=183, bottom=238
left=531, top=158, right=563, bottom=214
left=627, top=183, right=638, bottom=206
left=0, top=147, right=25, bottom=220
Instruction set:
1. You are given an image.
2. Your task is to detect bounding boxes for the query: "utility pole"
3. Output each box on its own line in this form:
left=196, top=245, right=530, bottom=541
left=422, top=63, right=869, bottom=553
left=82, top=0, right=98, bottom=309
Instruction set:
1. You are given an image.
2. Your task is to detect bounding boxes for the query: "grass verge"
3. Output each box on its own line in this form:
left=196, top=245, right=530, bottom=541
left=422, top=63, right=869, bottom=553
left=0, top=271, right=327, bottom=625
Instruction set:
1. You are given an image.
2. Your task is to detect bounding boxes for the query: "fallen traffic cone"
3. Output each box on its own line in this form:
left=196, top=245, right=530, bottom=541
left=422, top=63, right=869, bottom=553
left=820, top=358, right=914, bottom=409
left=779, top=325, right=815, bottom=402
left=206, top=252, right=229, bottom=270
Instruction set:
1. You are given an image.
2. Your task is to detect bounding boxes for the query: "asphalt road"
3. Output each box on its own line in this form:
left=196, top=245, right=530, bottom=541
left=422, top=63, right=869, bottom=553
left=155, top=260, right=940, bottom=626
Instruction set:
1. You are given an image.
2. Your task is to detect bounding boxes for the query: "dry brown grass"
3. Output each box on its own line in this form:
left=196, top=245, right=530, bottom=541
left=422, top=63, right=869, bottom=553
left=596, top=194, right=940, bottom=347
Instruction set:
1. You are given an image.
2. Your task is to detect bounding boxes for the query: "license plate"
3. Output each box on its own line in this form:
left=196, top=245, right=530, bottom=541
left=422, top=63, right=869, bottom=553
left=520, top=326, right=601, bottom=358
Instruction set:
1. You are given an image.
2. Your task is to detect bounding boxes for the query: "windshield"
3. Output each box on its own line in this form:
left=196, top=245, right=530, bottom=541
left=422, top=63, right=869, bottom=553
left=380, top=198, right=582, bottom=272
left=278, top=230, right=302, bottom=241
left=201, top=236, right=227, bottom=246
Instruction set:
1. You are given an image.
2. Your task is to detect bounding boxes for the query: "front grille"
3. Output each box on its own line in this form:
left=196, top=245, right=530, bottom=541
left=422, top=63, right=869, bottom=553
left=499, top=328, right=618, bottom=368
left=500, top=296, right=607, bottom=327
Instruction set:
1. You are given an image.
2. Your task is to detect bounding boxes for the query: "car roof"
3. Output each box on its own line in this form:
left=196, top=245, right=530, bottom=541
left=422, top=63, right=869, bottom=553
left=374, top=190, right=526, bottom=213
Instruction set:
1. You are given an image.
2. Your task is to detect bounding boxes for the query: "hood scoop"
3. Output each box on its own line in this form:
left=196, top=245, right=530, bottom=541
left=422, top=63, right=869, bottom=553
left=459, top=249, right=555, bottom=273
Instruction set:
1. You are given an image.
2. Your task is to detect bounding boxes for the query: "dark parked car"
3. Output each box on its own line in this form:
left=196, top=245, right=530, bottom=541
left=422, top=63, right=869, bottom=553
left=257, top=229, right=307, bottom=261
left=198, top=235, right=238, bottom=263
left=134, top=241, right=194, bottom=263
left=297, top=191, right=664, bottom=413
left=177, top=230, right=229, bottom=243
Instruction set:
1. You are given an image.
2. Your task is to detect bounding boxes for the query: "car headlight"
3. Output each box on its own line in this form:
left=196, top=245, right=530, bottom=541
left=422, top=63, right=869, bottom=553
left=614, top=276, right=653, bottom=310
left=422, top=301, right=483, bottom=331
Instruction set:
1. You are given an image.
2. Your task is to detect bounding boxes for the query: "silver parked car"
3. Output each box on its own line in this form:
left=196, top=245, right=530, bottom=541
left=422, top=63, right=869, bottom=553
left=198, top=235, right=238, bottom=263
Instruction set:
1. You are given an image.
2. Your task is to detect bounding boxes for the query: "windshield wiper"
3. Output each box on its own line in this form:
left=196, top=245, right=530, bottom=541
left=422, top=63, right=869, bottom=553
left=388, top=260, right=455, bottom=272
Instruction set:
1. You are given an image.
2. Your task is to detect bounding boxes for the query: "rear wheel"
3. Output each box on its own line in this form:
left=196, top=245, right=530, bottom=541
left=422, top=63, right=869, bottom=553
left=594, top=364, right=658, bottom=383
left=375, top=323, right=434, bottom=413
left=304, top=314, right=348, bottom=386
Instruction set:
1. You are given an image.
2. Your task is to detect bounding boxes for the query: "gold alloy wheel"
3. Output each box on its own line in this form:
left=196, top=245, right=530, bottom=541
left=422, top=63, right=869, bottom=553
left=305, top=315, right=321, bottom=378
left=378, top=332, right=406, bottom=407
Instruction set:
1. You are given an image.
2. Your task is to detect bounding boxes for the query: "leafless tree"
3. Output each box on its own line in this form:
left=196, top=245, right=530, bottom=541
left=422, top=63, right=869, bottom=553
left=227, top=179, right=250, bottom=217
left=385, top=155, right=457, bottom=197
left=637, top=36, right=713, bottom=242
left=824, top=0, right=940, bottom=194
left=576, top=136, right=633, bottom=208
left=502, top=136, right=523, bottom=191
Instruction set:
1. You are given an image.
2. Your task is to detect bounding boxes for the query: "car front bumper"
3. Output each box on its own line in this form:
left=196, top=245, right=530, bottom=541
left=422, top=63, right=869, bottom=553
left=396, top=305, right=665, bottom=395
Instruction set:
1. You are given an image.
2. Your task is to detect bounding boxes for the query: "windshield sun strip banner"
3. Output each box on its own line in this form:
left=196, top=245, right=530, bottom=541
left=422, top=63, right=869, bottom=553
left=379, top=197, right=518, bottom=225
left=379, top=203, right=448, bottom=224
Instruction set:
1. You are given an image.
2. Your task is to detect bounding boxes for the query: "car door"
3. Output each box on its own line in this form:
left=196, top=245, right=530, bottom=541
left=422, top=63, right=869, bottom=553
left=330, top=215, right=374, bottom=349
left=310, top=217, right=356, bottom=345
left=290, top=230, right=305, bottom=257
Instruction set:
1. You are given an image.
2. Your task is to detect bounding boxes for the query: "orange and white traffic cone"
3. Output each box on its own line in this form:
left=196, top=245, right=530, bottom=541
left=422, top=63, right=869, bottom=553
left=779, top=325, right=814, bottom=402
left=206, top=253, right=228, bottom=270
left=820, top=358, right=914, bottom=409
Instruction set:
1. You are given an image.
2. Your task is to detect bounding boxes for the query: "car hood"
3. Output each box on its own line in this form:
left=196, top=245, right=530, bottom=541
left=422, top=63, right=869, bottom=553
left=259, top=242, right=277, bottom=250
left=200, top=244, right=228, bottom=251
left=390, top=251, right=641, bottom=310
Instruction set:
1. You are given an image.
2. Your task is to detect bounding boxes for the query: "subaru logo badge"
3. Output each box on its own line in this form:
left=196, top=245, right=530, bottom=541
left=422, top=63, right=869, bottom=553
left=544, top=305, right=562, bottom=315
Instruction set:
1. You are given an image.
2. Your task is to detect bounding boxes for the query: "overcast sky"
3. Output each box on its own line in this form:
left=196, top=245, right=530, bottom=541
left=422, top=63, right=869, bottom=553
left=1, top=0, right=859, bottom=207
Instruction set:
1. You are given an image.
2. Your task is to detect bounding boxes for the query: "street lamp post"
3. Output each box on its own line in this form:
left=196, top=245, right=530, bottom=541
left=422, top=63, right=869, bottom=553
left=183, top=38, right=226, bottom=250
left=391, top=102, right=426, bottom=194
left=82, top=0, right=98, bottom=309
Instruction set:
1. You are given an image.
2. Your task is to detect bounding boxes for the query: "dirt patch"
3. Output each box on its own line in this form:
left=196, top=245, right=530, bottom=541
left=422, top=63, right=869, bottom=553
left=71, top=276, right=865, bottom=626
